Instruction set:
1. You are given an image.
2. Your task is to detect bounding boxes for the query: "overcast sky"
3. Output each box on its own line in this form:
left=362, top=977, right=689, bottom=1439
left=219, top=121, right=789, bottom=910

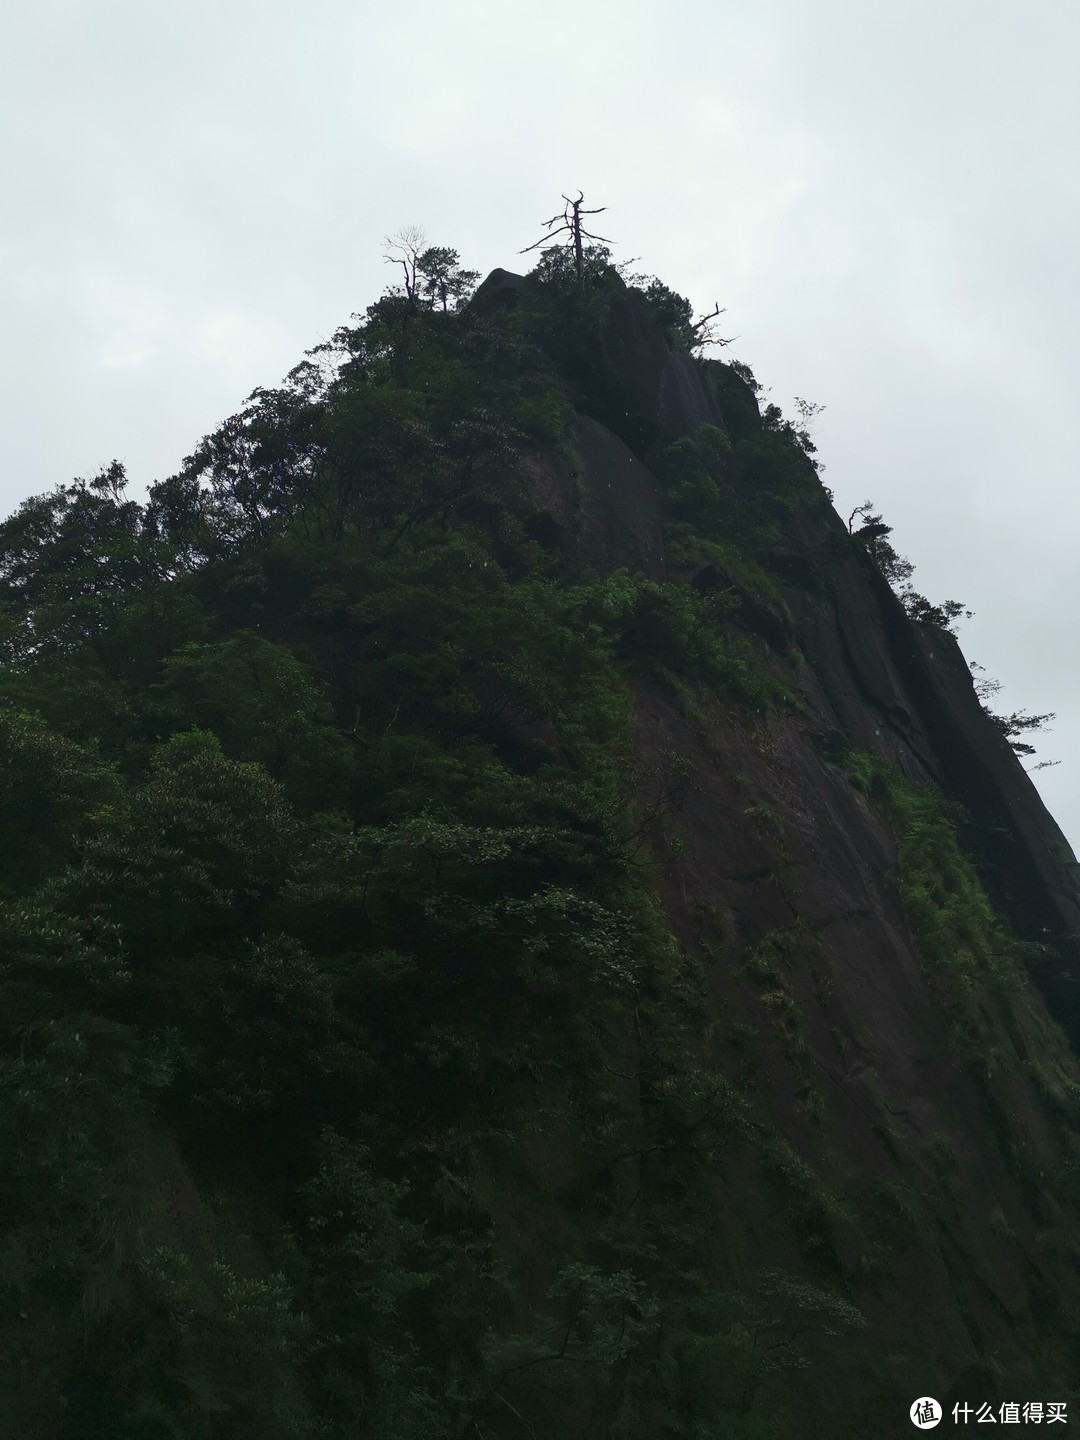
left=3, top=0, right=1078, bottom=846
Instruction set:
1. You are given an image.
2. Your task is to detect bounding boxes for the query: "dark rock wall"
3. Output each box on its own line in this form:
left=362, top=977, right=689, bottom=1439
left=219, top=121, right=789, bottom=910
left=773, top=495, right=1080, bottom=1035
left=650, top=505, right=1080, bottom=1424
left=591, top=287, right=724, bottom=446
left=631, top=676, right=1068, bottom=1431
left=480, top=267, right=1080, bottom=1432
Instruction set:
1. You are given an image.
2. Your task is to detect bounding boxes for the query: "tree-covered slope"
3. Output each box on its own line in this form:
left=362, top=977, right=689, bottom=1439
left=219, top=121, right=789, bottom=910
left=3, top=246, right=1080, bottom=1438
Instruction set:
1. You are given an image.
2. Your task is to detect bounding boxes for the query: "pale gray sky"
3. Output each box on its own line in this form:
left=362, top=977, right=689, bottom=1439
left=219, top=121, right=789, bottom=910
left=3, top=0, right=1078, bottom=844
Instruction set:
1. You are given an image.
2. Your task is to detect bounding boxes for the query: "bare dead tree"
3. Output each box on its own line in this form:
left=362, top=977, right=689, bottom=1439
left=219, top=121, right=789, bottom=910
left=383, top=225, right=426, bottom=300
left=520, top=192, right=613, bottom=287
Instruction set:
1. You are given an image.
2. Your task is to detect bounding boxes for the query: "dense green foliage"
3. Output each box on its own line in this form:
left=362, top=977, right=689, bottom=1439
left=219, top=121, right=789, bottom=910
left=2, top=243, right=1074, bottom=1436
left=0, top=250, right=855, bottom=1437
left=848, top=753, right=1033, bottom=1040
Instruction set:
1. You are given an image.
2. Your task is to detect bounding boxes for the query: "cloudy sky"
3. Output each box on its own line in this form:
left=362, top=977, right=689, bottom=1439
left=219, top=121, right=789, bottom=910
left=3, top=0, right=1078, bottom=845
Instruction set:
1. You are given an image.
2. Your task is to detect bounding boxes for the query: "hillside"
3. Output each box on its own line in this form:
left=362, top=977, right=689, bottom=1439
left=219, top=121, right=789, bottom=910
left=3, top=242, right=1080, bottom=1439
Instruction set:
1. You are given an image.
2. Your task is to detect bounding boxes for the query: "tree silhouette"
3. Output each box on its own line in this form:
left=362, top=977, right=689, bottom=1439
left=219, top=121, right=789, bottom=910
left=383, top=228, right=479, bottom=312
left=520, top=192, right=613, bottom=288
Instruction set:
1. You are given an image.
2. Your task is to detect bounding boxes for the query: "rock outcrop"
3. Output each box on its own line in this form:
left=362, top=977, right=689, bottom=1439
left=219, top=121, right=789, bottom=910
left=521, top=416, right=668, bottom=583
left=590, top=284, right=724, bottom=445
left=475, top=264, right=1080, bottom=1434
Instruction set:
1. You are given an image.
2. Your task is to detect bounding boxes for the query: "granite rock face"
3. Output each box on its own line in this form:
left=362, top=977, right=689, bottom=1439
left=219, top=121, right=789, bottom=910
left=588, top=283, right=725, bottom=448
left=773, top=495, right=1080, bottom=1035
left=611, top=507, right=1080, bottom=1420
left=486, top=257, right=1080, bottom=1017
left=479, top=265, right=1080, bottom=1434
left=469, top=266, right=530, bottom=310
left=520, top=416, right=668, bottom=583
left=473, top=267, right=725, bottom=448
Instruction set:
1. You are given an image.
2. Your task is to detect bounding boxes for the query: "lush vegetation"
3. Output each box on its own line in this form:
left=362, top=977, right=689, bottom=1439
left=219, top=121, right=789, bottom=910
left=0, top=246, right=854, bottom=1438
left=2, top=239, right=1076, bottom=1436
left=847, top=753, right=1037, bottom=1040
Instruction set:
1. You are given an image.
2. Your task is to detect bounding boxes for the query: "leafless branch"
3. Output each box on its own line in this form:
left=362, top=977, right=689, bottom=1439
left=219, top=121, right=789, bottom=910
left=519, top=229, right=570, bottom=255
left=692, top=302, right=726, bottom=332
left=692, top=301, right=737, bottom=349
left=383, top=226, right=426, bottom=300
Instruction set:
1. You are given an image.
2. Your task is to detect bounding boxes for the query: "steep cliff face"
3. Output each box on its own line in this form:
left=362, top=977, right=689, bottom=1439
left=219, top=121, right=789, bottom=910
left=626, top=574, right=1080, bottom=1414
left=474, top=268, right=1080, bottom=1434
